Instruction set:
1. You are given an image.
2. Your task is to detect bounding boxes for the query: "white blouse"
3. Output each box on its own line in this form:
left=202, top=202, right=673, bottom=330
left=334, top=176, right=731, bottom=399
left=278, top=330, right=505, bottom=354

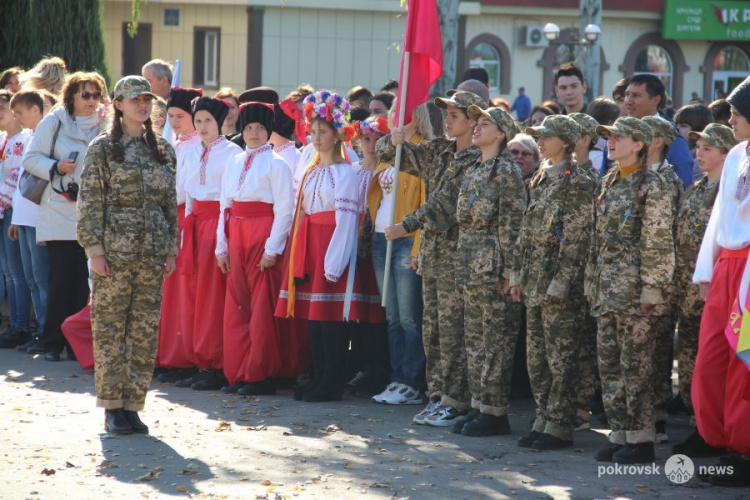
left=184, top=136, right=243, bottom=215
left=694, top=142, right=750, bottom=297
left=274, top=141, right=300, bottom=180
left=2, top=130, right=34, bottom=223
left=299, top=162, right=359, bottom=281
left=175, top=131, right=201, bottom=206
left=293, top=143, right=359, bottom=209
left=215, top=144, right=294, bottom=258
left=352, top=162, right=376, bottom=214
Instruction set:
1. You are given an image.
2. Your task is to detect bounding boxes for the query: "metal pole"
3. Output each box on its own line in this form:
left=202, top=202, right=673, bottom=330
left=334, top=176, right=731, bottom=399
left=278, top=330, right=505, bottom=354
left=579, top=0, right=602, bottom=100
left=381, top=51, right=411, bottom=307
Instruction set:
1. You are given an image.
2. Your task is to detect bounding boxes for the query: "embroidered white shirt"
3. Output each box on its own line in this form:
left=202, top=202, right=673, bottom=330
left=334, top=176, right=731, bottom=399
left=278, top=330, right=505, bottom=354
left=292, top=143, right=359, bottom=210
left=274, top=141, right=300, bottom=179
left=175, top=130, right=201, bottom=206
left=215, top=144, right=294, bottom=258
left=184, top=136, right=243, bottom=215
left=351, top=162, right=376, bottom=214
left=299, top=162, right=359, bottom=281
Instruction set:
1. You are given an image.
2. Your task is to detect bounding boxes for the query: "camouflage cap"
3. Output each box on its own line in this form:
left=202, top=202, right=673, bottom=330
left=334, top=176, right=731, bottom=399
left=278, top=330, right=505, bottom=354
left=113, top=75, right=155, bottom=100
left=568, top=112, right=599, bottom=144
left=435, top=90, right=488, bottom=111
left=468, top=105, right=518, bottom=141
left=597, top=116, right=654, bottom=145
left=689, top=123, right=738, bottom=151
left=525, top=114, right=581, bottom=146
left=642, top=116, right=678, bottom=147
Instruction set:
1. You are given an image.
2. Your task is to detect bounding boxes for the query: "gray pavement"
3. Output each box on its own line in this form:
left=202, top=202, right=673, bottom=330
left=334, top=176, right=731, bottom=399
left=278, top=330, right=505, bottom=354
left=0, top=350, right=743, bottom=500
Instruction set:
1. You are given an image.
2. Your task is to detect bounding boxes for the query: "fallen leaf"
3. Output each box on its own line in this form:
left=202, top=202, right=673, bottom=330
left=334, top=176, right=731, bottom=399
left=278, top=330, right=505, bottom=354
left=65, top=462, right=76, bottom=468
left=261, top=479, right=272, bottom=486
left=136, top=471, right=157, bottom=482
left=41, top=468, right=55, bottom=476
left=182, top=463, right=200, bottom=475
left=215, top=420, right=232, bottom=432
left=325, top=424, right=340, bottom=433
left=176, top=485, right=186, bottom=492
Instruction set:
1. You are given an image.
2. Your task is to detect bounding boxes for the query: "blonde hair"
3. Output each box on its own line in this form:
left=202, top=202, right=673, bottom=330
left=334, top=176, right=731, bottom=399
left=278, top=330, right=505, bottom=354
left=388, top=101, right=435, bottom=141
left=20, top=56, right=67, bottom=95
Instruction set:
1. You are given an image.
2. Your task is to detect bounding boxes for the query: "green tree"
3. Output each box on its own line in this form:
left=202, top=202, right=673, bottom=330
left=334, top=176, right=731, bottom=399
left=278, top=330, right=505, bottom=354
left=34, top=0, right=111, bottom=83
left=0, top=0, right=36, bottom=70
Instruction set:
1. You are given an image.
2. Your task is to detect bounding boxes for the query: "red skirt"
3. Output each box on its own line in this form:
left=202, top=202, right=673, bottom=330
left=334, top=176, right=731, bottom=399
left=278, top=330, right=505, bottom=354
left=693, top=247, right=750, bottom=455
left=223, top=202, right=283, bottom=384
left=181, top=200, right=227, bottom=370
left=156, top=203, right=192, bottom=368
left=275, top=211, right=382, bottom=322
left=61, top=303, right=94, bottom=370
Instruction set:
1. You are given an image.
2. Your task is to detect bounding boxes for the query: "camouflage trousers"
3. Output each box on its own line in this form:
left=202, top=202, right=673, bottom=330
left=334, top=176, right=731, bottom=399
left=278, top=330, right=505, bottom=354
left=575, top=306, right=598, bottom=421
left=526, top=301, right=582, bottom=440
left=464, top=282, right=522, bottom=416
left=676, top=313, right=701, bottom=421
left=423, top=275, right=470, bottom=408
left=92, top=258, right=164, bottom=411
left=651, top=306, right=676, bottom=422
left=597, top=309, right=656, bottom=444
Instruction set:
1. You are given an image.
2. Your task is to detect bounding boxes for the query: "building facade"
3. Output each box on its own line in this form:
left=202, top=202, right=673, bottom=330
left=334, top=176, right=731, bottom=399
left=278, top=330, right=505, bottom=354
left=102, top=0, right=750, bottom=106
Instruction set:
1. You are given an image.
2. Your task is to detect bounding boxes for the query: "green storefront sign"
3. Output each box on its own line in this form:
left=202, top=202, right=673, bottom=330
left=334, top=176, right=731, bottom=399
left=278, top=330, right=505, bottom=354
left=663, top=0, right=750, bottom=41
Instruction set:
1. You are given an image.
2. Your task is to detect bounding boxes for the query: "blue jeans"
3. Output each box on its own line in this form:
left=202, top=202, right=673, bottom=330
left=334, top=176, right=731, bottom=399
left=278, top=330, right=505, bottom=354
left=18, top=225, right=49, bottom=332
left=371, top=232, right=425, bottom=390
left=2, top=210, right=31, bottom=329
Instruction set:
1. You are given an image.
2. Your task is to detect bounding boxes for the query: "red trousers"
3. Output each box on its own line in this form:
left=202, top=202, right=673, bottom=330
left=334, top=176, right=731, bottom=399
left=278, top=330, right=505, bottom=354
left=156, top=204, right=192, bottom=368
left=181, top=200, right=227, bottom=370
left=61, top=303, right=94, bottom=370
left=693, top=247, right=750, bottom=455
left=222, top=202, right=283, bottom=384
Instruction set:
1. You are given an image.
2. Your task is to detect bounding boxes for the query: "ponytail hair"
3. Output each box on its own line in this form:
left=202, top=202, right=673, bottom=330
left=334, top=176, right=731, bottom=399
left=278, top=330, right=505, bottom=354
left=110, top=103, right=167, bottom=164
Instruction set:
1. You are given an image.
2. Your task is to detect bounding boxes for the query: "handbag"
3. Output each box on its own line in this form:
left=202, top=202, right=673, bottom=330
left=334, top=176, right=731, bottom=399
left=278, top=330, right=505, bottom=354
left=20, top=118, right=61, bottom=204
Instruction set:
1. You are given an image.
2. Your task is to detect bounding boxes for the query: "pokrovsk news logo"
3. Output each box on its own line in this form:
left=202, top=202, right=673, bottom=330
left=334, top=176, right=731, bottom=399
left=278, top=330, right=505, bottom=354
left=597, top=454, right=734, bottom=484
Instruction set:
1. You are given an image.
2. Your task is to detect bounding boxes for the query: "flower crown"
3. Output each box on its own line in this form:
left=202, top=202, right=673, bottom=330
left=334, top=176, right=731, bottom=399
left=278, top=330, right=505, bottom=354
left=304, top=90, right=356, bottom=142
left=355, top=117, right=391, bottom=137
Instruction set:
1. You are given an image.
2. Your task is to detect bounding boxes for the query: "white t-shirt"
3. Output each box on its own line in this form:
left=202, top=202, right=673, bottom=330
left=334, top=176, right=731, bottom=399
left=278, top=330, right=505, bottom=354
left=374, top=166, right=396, bottom=233
left=4, top=130, right=37, bottom=226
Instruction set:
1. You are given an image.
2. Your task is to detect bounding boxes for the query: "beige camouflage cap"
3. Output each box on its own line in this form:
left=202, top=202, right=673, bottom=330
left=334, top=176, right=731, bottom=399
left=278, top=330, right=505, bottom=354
left=643, top=116, right=678, bottom=147
left=113, top=75, right=155, bottom=100
left=435, top=90, right=488, bottom=111
left=689, top=123, right=738, bottom=151
left=597, top=116, right=654, bottom=145
left=568, top=112, right=599, bottom=144
left=525, top=114, right=581, bottom=146
left=468, top=105, right=518, bottom=141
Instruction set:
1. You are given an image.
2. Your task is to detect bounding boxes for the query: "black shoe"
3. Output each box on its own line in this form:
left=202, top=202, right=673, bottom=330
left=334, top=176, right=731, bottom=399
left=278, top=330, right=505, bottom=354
left=666, top=394, right=688, bottom=415
left=532, top=433, right=574, bottom=451
left=25, top=337, right=46, bottom=354
left=0, top=328, right=30, bottom=348
left=104, top=409, right=133, bottom=435
left=303, top=381, right=343, bottom=402
left=44, top=351, right=61, bottom=362
left=672, top=429, right=725, bottom=458
left=123, top=410, right=149, bottom=434
left=158, top=367, right=198, bottom=384
left=655, top=420, right=669, bottom=443
left=461, top=413, right=511, bottom=437
left=238, top=379, right=276, bottom=396
left=15, top=336, right=37, bottom=352
left=612, top=442, right=655, bottom=464
left=594, top=443, right=623, bottom=462
left=221, top=384, right=244, bottom=394
left=518, top=431, right=543, bottom=448
left=0, top=325, right=17, bottom=340
left=66, top=348, right=77, bottom=361
left=175, top=370, right=212, bottom=388
left=708, top=457, right=750, bottom=487
left=191, top=371, right=228, bottom=391
left=451, top=409, right=480, bottom=434
left=293, top=381, right=317, bottom=401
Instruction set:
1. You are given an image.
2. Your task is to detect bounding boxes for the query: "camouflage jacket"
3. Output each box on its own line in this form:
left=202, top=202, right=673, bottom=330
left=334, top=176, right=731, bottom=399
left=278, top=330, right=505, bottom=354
left=376, top=135, right=481, bottom=278
left=584, top=166, right=675, bottom=316
left=455, top=152, right=526, bottom=286
left=511, top=160, right=595, bottom=307
left=77, top=133, right=178, bottom=262
left=650, top=159, right=684, bottom=232
left=576, top=159, right=600, bottom=184
left=673, top=176, right=716, bottom=318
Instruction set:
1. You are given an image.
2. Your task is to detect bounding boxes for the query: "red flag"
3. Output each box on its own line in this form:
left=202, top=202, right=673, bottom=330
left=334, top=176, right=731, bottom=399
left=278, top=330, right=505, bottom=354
left=393, top=0, right=443, bottom=126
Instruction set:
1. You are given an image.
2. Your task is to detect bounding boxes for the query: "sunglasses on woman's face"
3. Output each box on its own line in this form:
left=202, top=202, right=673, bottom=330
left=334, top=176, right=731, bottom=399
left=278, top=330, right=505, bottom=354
left=510, top=148, right=533, bottom=158
left=77, top=91, right=103, bottom=101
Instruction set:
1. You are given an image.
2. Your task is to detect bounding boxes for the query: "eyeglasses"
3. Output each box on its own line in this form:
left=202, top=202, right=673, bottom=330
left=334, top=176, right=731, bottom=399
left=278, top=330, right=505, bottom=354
left=510, top=148, right=534, bottom=158
left=77, top=91, right=103, bottom=101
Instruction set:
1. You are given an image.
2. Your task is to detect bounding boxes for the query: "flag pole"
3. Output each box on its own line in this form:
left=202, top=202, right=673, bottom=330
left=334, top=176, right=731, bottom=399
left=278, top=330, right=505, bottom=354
left=381, top=50, right=411, bottom=307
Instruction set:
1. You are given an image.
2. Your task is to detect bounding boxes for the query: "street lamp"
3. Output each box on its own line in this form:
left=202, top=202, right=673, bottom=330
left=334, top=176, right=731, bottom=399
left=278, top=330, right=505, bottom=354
left=584, top=24, right=601, bottom=42
left=543, top=23, right=561, bottom=42
left=542, top=22, right=601, bottom=45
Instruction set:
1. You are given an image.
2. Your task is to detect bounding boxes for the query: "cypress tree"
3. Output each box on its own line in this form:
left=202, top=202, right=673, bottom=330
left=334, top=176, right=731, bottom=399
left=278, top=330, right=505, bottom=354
left=0, top=0, right=36, bottom=69
left=34, top=0, right=110, bottom=83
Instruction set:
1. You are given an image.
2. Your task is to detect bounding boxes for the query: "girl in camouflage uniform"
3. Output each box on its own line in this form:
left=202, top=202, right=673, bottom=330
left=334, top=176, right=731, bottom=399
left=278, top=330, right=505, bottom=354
left=671, top=123, right=736, bottom=458
left=77, top=76, right=178, bottom=435
left=510, top=115, right=596, bottom=450
left=585, top=117, right=674, bottom=464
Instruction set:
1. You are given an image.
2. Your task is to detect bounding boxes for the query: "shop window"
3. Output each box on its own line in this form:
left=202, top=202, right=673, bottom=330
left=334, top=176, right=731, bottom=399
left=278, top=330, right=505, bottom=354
left=469, top=42, right=500, bottom=92
left=194, top=28, right=220, bottom=88
left=712, top=46, right=749, bottom=99
left=634, top=45, right=673, bottom=97
left=463, top=34, right=511, bottom=94
left=620, top=33, right=688, bottom=106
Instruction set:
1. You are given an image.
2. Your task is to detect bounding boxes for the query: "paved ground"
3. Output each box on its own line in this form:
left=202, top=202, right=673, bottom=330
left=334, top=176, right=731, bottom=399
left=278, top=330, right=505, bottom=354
left=0, top=350, right=744, bottom=500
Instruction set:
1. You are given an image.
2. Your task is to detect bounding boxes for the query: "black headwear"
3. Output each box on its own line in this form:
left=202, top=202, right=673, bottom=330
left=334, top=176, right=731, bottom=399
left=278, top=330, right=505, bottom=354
left=167, top=87, right=203, bottom=113
left=191, top=96, right=231, bottom=130
left=239, top=102, right=274, bottom=135
left=238, top=86, right=279, bottom=105
left=728, top=75, right=750, bottom=122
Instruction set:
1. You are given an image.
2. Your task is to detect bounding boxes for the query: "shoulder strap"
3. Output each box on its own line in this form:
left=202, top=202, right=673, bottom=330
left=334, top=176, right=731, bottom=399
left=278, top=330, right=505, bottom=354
left=49, top=117, right=62, bottom=159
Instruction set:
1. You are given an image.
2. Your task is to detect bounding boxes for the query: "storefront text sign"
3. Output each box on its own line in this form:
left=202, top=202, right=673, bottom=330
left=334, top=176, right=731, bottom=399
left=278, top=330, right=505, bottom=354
left=664, top=0, right=750, bottom=41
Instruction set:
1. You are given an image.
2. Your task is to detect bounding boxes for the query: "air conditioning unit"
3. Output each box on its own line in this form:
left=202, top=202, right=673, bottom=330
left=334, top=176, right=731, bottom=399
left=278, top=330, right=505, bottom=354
left=521, top=26, right=549, bottom=48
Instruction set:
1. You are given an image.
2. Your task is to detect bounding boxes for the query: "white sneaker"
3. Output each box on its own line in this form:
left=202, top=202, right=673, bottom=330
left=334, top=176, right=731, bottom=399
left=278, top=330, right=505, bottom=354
left=379, top=384, right=424, bottom=405
left=424, top=406, right=466, bottom=427
left=372, top=382, right=400, bottom=403
left=413, top=397, right=442, bottom=424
